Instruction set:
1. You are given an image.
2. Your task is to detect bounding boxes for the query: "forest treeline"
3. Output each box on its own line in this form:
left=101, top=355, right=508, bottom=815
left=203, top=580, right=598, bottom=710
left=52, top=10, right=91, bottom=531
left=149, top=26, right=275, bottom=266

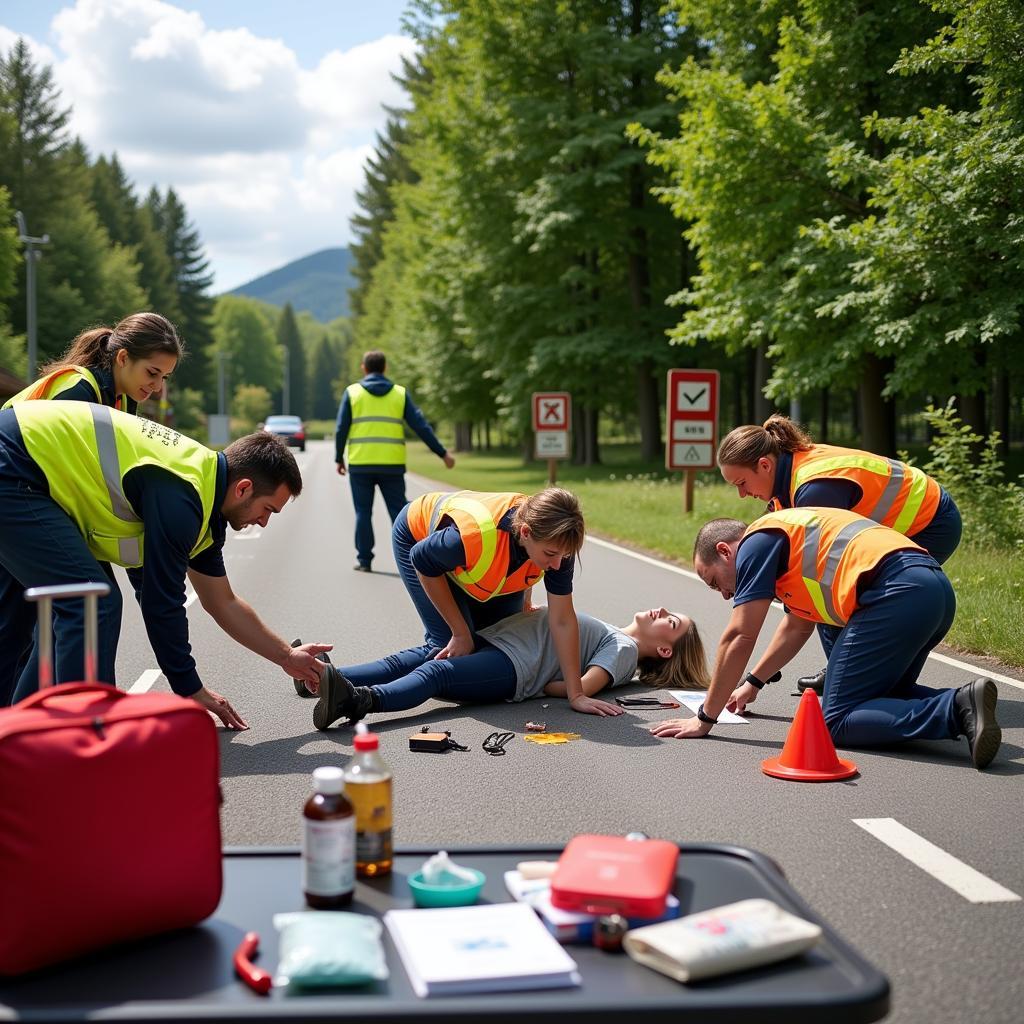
left=348, top=0, right=1022, bottom=462
left=0, top=39, right=351, bottom=430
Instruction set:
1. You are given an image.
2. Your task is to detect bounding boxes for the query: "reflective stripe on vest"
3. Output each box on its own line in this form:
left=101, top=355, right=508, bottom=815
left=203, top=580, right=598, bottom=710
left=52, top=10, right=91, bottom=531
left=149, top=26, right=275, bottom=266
left=346, top=383, right=406, bottom=465
left=789, top=444, right=940, bottom=537
left=15, top=402, right=219, bottom=569
left=744, top=507, right=924, bottom=626
left=2, top=366, right=103, bottom=410
left=406, top=490, right=543, bottom=601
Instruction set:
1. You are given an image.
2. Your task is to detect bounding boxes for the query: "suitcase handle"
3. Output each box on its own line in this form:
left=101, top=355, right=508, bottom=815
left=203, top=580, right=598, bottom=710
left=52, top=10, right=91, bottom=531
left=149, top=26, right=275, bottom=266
left=24, top=582, right=111, bottom=688
left=15, top=681, right=123, bottom=710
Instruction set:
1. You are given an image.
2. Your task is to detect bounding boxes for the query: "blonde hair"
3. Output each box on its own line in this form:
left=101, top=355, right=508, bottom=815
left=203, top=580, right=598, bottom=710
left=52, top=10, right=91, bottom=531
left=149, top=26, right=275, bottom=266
left=512, top=487, right=585, bottom=557
left=718, top=415, right=813, bottom=468
left=41, top=311, right=184, bottom=377
left=638, top=619, right=710, bottom=690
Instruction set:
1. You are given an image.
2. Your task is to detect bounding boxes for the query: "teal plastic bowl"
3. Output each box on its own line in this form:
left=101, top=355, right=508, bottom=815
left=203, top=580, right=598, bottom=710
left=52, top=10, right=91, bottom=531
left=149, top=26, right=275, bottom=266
left=408, top=868, right=486, bottom=908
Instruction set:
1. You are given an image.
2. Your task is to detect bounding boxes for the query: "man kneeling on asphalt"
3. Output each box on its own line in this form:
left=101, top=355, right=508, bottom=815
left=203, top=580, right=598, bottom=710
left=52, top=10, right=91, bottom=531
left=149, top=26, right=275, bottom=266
left=0, top=402, right=330, bottom=727
left=650, top=507, right=1001, bottom=769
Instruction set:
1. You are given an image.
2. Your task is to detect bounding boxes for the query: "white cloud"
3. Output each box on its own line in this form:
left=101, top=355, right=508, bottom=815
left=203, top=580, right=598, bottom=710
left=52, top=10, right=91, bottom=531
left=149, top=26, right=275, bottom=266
left=0, top=0, right=417, bottom=292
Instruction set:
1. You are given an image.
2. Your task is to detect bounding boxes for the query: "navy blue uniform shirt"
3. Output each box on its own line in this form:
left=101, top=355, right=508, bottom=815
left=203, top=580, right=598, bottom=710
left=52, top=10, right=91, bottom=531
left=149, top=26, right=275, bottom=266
left=52, top=364, right=138, bottom=414
left=411, top=507, right=574, bottom=596
left=335, top=373, right=447, bottom=471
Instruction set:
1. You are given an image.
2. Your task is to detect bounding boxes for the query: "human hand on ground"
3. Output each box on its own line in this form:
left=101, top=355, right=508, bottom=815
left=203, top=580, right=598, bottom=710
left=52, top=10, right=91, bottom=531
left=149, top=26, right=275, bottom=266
left=193, top=686, right=248, bottom=730
left=649, top=716, right=712, bottom=739
left=727, top=681, right=759, bottom=714
left=570, top=694, right=624, bottom=717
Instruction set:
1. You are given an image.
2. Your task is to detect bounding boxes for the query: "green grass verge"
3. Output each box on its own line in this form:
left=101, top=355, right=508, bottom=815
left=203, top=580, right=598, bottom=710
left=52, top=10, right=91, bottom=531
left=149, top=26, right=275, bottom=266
left=407, top=443, right=1024, bottom=670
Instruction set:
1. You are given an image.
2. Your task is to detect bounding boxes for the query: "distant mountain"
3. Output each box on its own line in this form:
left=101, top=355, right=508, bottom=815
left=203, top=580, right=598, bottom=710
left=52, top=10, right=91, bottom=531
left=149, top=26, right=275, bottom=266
left=228, top=247, right=354, bottom=323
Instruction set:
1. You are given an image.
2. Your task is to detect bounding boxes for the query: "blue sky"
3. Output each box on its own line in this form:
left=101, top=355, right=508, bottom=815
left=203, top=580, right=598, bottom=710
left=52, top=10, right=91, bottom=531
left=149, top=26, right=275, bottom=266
left=0, top=1, right=416, bottom=291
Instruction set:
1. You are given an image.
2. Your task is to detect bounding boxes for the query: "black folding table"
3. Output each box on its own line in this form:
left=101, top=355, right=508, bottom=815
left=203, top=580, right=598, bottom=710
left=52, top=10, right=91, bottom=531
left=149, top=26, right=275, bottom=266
left=0, top=844, right=889, bottom=1023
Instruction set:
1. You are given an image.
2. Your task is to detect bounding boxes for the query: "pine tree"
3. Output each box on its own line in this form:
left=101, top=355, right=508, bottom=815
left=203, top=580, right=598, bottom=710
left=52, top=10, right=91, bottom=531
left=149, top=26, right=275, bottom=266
left=276, top=303, right=307, bottom=417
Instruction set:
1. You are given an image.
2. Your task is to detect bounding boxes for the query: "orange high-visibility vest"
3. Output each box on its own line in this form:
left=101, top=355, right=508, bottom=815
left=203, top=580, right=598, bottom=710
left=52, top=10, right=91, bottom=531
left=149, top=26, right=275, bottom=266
left=2, top=364, right=133, bottom=412
left=774, top=444, right=940, bottom=537
left=406, top=491, right=543, bottom=601
left=743, top=507, right=925, bottom=627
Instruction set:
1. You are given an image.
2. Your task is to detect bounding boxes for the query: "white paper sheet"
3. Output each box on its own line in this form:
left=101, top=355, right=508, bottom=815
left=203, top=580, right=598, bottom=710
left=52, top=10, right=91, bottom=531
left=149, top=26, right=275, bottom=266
left=668, top=691, right=749, bottom=725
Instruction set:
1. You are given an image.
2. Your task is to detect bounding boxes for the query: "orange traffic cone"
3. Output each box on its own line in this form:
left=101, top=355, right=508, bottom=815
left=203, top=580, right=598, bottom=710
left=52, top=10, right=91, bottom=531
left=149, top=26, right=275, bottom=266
left=761, top=688, right=858, bottom=782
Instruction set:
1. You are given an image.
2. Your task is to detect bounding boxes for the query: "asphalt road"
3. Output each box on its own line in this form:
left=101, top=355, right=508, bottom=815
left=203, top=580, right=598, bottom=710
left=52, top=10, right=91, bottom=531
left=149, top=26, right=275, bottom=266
left=111, top=439, right=1024, bottom=1024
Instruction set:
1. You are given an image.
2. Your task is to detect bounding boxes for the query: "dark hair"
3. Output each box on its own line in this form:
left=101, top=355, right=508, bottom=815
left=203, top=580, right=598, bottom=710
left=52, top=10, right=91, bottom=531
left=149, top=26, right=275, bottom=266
left=41, top=311, right=184, bottom=376
left=717, top=415, right=813, bottom=468
left=693, top=518, right=747, bottom=564
left=512, top=487, right=586, bottom=557
left=362, top=350, right=386, bottom=374
left=224, top=432, right=302, bottom=498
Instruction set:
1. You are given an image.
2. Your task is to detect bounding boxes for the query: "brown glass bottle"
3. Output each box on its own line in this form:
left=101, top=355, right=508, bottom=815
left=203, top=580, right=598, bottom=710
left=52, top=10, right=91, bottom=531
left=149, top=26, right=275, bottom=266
left=302, top=766, right=356, bottom=909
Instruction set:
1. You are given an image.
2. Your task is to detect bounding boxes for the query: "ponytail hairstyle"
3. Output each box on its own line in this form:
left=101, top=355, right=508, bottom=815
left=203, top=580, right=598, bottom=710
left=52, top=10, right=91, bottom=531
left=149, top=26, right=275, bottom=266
left=638, top=618, right=710, bottom=690
left=40, top=311, right=184, bottom=377
left=512, top=487, right=586, bottom=558
left=717, top=414, right=813, bottom=469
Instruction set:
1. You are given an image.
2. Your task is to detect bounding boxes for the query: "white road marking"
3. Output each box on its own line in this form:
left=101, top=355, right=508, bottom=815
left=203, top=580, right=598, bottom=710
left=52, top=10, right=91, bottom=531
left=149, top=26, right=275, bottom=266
left=853, top=818, right=1021, bottom=904
left=184, top=589, right=198, bottom=608
left=231, top=525, right=262, bottom=541
left=128, top=669, right=162, bottom=694
left=585, top=534, right=1024, bottom=688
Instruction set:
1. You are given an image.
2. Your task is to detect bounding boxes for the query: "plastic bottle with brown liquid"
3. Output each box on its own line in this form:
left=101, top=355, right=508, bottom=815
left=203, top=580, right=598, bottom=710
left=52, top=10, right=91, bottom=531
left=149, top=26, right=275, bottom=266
left=302, top=766, right=356, bottom=908
left=344, top=723, right=393, bottom=876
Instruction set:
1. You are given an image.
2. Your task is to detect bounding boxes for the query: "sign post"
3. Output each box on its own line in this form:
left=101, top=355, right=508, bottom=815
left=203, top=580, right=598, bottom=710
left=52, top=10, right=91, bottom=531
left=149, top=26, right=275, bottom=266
left=532, top=392, right=571, bottom=485
left=665, top=369, right=720, bottom=513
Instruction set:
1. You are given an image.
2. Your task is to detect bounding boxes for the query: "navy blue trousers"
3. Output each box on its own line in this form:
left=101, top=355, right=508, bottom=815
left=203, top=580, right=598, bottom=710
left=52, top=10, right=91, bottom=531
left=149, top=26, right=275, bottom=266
left=816, top=495, right=963, bottom=661
left=0, top=475, right=121, bottom=705
left=392, top=506, right=524, bottom=654
left=343, top=642, right=517, bottom=712
left=349, top=470, right=408, bottom=568
left=821, top=563, right=959, bottom=747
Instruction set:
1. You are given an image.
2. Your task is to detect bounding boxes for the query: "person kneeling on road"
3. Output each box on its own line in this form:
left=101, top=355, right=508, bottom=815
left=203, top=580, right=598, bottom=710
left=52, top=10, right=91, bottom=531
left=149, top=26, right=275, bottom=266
left=0, top=402, right=330, bottom=725
left=299, top=606, right=709, bottom=730
left=649, top=508, right=1001, bottom=770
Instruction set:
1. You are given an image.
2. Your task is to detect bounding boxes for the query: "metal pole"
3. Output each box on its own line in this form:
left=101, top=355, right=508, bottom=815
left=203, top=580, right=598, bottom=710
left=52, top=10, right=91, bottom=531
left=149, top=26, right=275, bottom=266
left=217, top=350, right=227, bottom=415
left=15, top=212, right=49, bottom=382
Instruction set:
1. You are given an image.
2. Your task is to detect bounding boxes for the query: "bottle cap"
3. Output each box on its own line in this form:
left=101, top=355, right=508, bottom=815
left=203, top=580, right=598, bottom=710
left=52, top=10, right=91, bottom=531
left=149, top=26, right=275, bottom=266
left=312, top=766, right=344, bottom=794
left=353, top=721, right=379, bottom=751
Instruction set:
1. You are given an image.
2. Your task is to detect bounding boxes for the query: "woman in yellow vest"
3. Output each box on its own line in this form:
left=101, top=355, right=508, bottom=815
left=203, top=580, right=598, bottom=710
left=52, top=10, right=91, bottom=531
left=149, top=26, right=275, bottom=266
left=717, top=415, right=962, bottom=693
left=391, top=487, right=623, bottom=717
left=651, top=511, right=1000, bottom=770
left=3, top=311, right=182, bottom=414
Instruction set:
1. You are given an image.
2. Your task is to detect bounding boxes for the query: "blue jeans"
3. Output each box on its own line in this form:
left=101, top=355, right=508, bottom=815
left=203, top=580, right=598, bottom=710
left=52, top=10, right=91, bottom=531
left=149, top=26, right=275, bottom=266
left=821, top=564, right=959, bottom=747
left=349, top=470, right=408, bottom=567
left=343, top=642, right=517, bottom=712
left=392, top=506, right=524, bottom=649
left=0, top=476, right=121, bottom=704
left=816, top=493, right=963, bottom=658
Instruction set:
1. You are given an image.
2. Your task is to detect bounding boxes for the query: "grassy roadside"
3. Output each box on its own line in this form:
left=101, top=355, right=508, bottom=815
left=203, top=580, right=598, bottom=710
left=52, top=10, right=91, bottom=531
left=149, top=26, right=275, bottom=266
left=406, top=443, right=1024, bottom=670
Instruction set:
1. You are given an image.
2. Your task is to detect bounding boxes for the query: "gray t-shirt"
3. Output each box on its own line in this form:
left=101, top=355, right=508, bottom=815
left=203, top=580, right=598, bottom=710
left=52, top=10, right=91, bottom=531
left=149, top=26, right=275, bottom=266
left=478, top=610, right=639, bottom=702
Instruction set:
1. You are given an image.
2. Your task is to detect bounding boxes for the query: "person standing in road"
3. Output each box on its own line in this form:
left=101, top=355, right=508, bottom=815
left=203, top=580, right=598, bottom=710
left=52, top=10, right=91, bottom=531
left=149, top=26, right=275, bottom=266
left=335, top=350, right=454, bottom=573
left=717, top=415, right=962, bottom=695
left=651, top=511, right=1001, bottom=771
left=0, top=401, right=330, bottom=721
left=3, top=311, right=182, bottom=414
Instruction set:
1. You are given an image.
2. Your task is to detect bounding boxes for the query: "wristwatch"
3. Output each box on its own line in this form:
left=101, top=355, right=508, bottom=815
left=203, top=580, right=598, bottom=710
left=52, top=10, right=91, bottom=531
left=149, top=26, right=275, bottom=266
left=696, top=703, right=718, bottom=725
left=745, top=670, right=782, bottom=690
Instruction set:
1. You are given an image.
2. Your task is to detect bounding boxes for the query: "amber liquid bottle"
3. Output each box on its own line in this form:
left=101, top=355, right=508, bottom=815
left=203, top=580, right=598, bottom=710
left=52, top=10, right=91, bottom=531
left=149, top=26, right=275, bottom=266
left=302, top=766, right=356, bottom=908
left=344, top=724, right=393, bottom=877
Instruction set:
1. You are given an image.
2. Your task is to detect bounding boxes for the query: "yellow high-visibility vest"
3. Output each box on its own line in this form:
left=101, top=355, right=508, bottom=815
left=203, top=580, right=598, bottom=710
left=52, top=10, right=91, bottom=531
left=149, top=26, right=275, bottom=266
left=346, top=383, right=406, bottom=466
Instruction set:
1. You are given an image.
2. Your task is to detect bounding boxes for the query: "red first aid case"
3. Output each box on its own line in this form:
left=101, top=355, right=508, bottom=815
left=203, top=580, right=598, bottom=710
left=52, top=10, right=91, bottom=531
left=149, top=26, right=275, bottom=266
left=550, top=833, right=679, bottom=918
left=0, top=583, right=223, bottom=976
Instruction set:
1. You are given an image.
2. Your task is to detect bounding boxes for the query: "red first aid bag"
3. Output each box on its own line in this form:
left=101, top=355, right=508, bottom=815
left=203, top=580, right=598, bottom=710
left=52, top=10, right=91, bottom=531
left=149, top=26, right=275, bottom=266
left=0, top=583, right=222, bottom=976
left=550, top=833, right=679, bottom=918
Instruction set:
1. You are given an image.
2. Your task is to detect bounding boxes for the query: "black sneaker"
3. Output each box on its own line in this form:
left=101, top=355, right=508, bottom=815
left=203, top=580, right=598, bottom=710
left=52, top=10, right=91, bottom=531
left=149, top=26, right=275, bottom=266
left=797, top=667, right=826, bottom=696
left=290, top=638, right=318, bottom=698
left=353, top=563, right=372, bottom=573
left=954, top=678, right=1001, bottom=770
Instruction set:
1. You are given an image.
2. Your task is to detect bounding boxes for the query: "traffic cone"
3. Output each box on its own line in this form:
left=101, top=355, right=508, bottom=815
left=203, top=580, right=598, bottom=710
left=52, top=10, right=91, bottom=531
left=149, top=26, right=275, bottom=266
left=761, top=688, right=858, bottom=782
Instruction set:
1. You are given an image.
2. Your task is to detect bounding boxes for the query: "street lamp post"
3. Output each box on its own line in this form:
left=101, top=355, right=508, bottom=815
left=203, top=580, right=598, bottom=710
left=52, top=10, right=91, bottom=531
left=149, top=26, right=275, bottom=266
left=217, top=350, right=229, bottom=416
left=15, top=212, right=49, bottom=382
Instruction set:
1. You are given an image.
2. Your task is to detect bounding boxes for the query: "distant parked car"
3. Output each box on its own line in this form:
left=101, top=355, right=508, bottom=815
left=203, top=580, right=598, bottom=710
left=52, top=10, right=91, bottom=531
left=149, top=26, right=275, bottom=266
left=261, top=414, right=306, bottom=452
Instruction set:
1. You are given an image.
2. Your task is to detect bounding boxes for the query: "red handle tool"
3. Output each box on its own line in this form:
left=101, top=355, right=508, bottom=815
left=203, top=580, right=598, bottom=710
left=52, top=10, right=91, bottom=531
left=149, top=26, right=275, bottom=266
left=233, top=931, right=272, bottom=995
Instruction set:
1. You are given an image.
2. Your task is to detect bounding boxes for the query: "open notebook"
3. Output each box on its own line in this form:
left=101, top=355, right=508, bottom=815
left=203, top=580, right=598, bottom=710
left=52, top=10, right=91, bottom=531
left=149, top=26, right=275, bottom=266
left=384, top=902, right=581, bottom=997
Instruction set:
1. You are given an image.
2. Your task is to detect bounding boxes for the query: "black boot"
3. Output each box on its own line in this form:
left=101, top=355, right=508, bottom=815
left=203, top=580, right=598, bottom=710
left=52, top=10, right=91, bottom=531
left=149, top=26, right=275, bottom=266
left=313, top=663, right=374, bottom=731
left=796, top=667, right=826, bottom=696
left=954, top=678, right=1001, bottom=770
left=290, top=638, right=320, bottom=698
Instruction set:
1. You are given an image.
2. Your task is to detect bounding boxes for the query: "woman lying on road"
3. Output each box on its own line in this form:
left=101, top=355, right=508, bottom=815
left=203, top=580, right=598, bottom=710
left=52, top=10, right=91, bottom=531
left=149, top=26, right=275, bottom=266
left=302, top=606, right=709, bottom=731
